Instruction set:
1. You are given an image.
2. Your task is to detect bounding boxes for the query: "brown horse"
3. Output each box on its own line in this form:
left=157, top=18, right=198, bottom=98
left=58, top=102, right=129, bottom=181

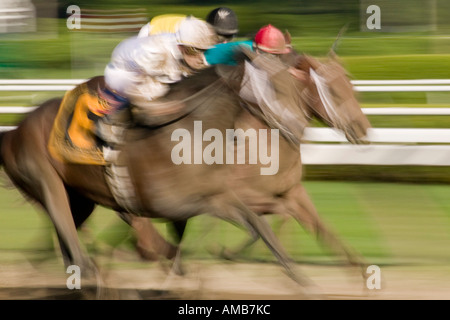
left=221, top=53, right=371, bottom=267
left=0, top=52, right=329, bottom=289
left=125, top=51, right=372, bottom=277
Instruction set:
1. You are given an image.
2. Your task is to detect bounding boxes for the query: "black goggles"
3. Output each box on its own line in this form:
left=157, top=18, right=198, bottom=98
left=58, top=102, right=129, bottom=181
left=217, top=34, right=235, bottom=43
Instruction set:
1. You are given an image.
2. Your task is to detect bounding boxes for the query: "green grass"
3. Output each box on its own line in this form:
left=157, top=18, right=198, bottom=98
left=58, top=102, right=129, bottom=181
left=0, top=186, right=54, bottom=251
left=342, top=54, right=450, bottom=80
left=1, top=180, right=450, bottom=266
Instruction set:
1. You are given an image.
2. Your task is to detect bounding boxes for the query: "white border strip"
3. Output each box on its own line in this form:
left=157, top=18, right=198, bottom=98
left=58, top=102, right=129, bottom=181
left=0, top=85, right=75, bottom=91
left=361, top=108, right=450, bottom=115
left=300, top=144, right=450, bottom=166
left=0, top=106, right=37, bottom=113
left=0, top=79, right=85, bottom=85
left=355, top=85, right=450, bottom=92
left=303, top=128, right=450, bottom=143
left=352, top=79, right=450, bottom=85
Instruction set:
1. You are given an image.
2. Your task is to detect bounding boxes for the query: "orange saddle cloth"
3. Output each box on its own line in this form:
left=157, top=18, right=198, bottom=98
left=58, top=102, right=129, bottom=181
left=48, top=82, right=109, bottom=165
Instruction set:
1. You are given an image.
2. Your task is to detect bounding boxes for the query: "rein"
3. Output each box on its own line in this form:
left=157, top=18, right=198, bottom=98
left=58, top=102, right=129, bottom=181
left=236, top=58, right=310, bottom=148
left=308, top=63, right=353, bottom=131
left=309, top=68, right=341, bottom=125
left=133, top=71, right=227, bottom=130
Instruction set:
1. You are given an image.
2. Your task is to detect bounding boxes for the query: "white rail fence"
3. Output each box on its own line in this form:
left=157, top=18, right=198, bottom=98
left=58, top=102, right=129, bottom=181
left=0, top=4, right=36, bottom=33
left=0, top=79, right=449, bottom=166
left=75, top=8, right=148, bottom=33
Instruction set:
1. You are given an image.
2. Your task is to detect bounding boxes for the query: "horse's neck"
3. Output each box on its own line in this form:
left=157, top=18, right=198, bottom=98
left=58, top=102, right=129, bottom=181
left=234, top=108, right=302, bottom=159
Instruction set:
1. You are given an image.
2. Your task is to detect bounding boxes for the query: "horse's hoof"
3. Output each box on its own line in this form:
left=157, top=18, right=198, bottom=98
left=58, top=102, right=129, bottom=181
left=171, top=263, right=185, bottom=276
left=220, top=248, right=238, bottom=261
left=206, top=244, right=238, bottom=261
left=136, top=245, right=159, bottom=261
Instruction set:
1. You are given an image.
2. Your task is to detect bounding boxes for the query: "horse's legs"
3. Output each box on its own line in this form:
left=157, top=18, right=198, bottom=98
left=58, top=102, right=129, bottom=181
left=219, top=194, right=312, bottom=287
left=66, top=186, right=96, bottom=228
left=118, top=215, right=179, bottom=262
left=282, top=184, right=368, bottom=277
left=219, top=233, right=259, bottom=260
left=56, top=186, right=97, bottom=261
left=168, top=220, right=187, bottom=275
left=219, top=214, right=289, bottom=260
left=32, top=162, right=94, bottom=274
left=120, top=215, right=187, bottom=275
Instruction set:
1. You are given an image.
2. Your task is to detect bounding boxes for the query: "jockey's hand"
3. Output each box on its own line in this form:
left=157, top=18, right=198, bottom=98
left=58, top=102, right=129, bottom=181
left=288, top=67, right=308, bottom=84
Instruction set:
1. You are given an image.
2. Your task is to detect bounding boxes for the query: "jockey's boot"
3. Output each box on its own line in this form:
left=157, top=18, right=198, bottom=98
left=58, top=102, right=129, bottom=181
left=97, top=87, right=128, bottom=114
left=95, top=87, right=131, bottom=146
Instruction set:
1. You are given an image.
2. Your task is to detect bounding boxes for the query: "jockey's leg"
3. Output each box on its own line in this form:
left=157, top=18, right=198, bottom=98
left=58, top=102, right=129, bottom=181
left=96, top=63, right=133, bottom=137
left=97, top=86, right=129, bottom=114
left=94, top=70, right=132, bottom=147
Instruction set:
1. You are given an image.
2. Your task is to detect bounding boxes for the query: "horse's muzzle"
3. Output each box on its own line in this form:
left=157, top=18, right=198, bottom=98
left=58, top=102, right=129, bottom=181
left=344, top=121, right=372, bottom=145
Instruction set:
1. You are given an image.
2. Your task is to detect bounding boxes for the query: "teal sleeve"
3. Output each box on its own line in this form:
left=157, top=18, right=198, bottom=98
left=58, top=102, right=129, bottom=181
left=204, top=40, right=254, bottom=66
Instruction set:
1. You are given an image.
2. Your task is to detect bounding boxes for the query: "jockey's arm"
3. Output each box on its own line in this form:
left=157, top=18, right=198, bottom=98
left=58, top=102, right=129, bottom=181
left=204, top=40, right=254, bottom=66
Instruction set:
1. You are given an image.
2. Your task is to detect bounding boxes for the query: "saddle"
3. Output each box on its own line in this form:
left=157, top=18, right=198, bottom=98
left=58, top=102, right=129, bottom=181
left=48, top=78, right=126, bottom=165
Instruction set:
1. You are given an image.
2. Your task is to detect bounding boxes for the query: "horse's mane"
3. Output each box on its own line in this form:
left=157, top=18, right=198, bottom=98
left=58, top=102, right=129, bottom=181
left=126, top=62, right=247, bottom=130
left=167, top=63, right=245, bottom=100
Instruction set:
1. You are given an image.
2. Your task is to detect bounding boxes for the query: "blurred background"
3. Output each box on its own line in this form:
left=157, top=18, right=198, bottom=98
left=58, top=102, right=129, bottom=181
left=1, top=0, right=450, bottom=280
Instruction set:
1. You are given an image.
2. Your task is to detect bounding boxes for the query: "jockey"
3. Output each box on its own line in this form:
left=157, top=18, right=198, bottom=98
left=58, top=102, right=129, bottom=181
left=137, top=7, right=239, bottom=43
left=99, top=16, right=217, bottom=114
left=203, top=24, right=292, bottom=66
left=253, top=24, right=292, bottom=55
left=205, top=7, right=239, bottom=43
left=204, top=24, right=308, bottom=94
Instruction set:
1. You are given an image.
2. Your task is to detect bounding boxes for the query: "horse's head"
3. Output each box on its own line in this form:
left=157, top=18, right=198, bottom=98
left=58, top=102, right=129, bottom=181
left=236, top=47, right=371, bottom=151
left=237, top=49, right=310, bottom=149
left=297, top=52, right=372, bottom=144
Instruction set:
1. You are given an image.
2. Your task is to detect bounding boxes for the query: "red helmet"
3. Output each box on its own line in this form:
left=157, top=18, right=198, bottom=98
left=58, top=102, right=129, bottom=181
left=254, top=24, right=291, bottom=54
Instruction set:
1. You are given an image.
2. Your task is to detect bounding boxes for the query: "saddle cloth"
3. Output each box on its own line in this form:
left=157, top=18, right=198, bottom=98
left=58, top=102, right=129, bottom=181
left=48, top=80, right=141, bottom=212
left=48, top=82, right=108, bottom=165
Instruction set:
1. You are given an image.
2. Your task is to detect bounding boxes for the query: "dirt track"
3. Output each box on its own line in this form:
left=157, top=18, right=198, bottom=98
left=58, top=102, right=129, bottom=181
left=1, top=251, right=450, bottom=300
